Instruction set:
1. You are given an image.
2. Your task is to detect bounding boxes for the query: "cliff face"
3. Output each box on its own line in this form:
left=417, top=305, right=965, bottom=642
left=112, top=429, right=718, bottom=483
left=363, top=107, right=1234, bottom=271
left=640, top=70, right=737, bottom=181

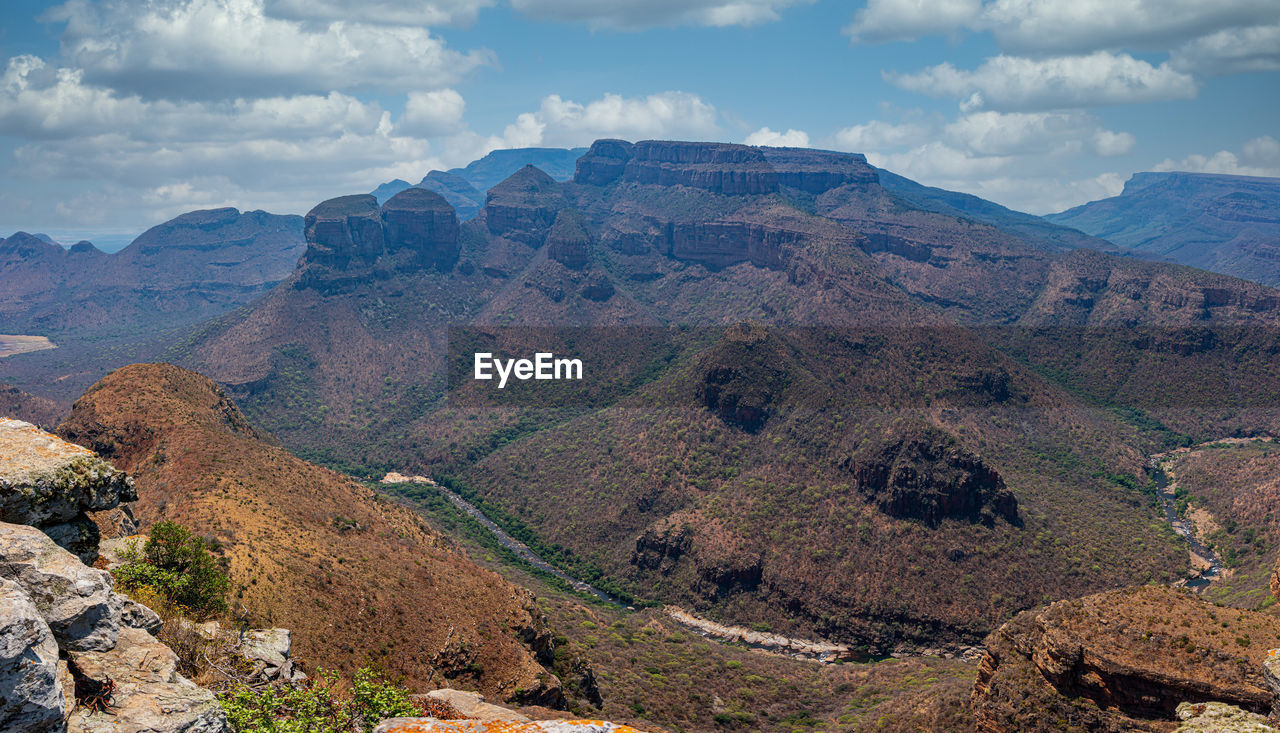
left=483, top=165, right=565, bottom=245
left=57, top=363, right=564, bottom=703
left=299, top=190, right=462, bottom=291
left=971, top=586, right=1280, bottom=732
left=0, top=418, right=136, bottom=563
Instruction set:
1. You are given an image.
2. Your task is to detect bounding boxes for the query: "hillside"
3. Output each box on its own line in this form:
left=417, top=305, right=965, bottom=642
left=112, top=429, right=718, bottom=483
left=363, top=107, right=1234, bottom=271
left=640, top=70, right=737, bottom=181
left=55, top=362, right=566, bottom=704
left=1047, top=171, right=1280, bottom=287
left=162, top=139, right=1280, bottom=659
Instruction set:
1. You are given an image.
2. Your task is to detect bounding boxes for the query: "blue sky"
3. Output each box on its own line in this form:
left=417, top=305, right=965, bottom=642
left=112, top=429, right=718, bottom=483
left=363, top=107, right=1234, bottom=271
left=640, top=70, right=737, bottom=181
left=1, top=0, right=1278, bottom=249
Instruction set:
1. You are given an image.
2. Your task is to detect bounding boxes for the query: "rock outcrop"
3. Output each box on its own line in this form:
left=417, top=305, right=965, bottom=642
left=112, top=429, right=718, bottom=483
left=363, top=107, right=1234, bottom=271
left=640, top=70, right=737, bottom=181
left=0, top=521, right=123, bottom=652
left=381, top=187, right=461, bottom=268
left=0, top=576, right=64, bottom=733
left=0, top=418, right=136, bottom=563
left=298, top=191, right=463, bottom=290
left=66, top=626, right=227, bottom=733
left=759, top=147, right=879, bottom=194
left=971, top=586, right=1280, bottom=731
left=547, top=209, right=592, bottom=269
left=484, top=165, right=566, bottom=245
left=844, top=428, right=1018, bottom=526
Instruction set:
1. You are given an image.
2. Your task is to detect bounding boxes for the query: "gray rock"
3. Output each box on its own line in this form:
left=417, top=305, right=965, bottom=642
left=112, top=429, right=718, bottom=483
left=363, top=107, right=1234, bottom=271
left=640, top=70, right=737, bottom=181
left=240, top=627, right=306, bottom=683
left=40, top=515, right=102, bottom=565
left=0, top=418, right=136, bottom=560
left=67, top=626, right=228, bottom=733
left=122, top=597, right=163, bottom=635
left=0, top=577, right=65, bottom=733
left=0, top=520, right=122, bottom=651
left=1265, top=650, right=1280, bottom=717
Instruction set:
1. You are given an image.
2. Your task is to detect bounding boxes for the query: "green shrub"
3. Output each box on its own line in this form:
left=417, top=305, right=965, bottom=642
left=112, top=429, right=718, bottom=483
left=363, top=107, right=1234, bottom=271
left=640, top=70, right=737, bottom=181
left=221, top=668, right=420, bottom=733
left=114, top=521, right=230, bottom=618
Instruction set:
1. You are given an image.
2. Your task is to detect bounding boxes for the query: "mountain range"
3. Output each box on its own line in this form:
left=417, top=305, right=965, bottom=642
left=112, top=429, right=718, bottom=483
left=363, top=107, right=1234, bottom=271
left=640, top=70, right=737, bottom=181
left=5, top=140, right=1280, bottom=731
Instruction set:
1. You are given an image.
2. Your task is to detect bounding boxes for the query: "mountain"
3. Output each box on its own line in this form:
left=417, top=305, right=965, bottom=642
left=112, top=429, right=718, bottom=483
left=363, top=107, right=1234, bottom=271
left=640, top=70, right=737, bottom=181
left=1047, top=171, right=1280, bottom=287
left=0, top=207, right=304, bottom=336
left=166, top=139, right=1280, bottom=662
left=874, top=168, right=1115, bottom=252
left=56, top=362, right=565, bottom=703
left=371, top=147, right=589, bottom=220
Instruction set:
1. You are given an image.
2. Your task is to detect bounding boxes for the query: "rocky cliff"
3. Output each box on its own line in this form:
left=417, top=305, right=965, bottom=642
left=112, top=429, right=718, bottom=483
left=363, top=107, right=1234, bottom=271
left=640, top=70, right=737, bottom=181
left=0, top=418, right=136, bottom=563
left=484, top=165, right=566, bottom=246
left=299, top=190, right=462, bottom=291
left=971, top=586, right=1280, bottom=731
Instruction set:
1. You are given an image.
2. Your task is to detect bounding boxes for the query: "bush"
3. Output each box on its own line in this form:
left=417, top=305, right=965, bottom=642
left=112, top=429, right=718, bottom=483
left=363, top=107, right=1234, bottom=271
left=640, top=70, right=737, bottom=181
left=221, top=668, right=420, bottom=733
left=114, top=521, right=230, bottom=618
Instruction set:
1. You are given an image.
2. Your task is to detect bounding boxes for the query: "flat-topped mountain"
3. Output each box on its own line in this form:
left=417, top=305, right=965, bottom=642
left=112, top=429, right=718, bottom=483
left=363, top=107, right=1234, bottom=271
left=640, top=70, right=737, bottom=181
left=1047, top=171, right=1280, bottom=287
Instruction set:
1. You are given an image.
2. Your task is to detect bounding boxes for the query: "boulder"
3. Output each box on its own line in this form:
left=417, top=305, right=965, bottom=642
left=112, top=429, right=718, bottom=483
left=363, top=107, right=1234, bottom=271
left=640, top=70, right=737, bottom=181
left=416, top=689, right=529, bottom=723
left=121, top=597, right=162, bottom=635
left=0, top=521, right=122, bottom=651
left=241, top=627, right=306, bottom=683
left=66, top=626, right=228, bottom=733
left=0, top=417, right=136, bottom=561
left=0, top=577, right=64, bottom=733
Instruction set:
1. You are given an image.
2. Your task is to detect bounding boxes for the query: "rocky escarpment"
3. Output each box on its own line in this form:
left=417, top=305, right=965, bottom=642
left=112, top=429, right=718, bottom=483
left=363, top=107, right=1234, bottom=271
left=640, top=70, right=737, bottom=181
left=546, top=209, right=593, bottom=269
left=298, top=189, right=461, bottom=291
left=573, top=139, right=879, bottom=198
left=0, top=521, right=227, bottom=733
left=971, top=586, right=1280, bottom=732
left=844, top=428, right=1018, bottom=526
left=0, top=418, right=136, bottom=563
left=483, top=165, right=566, bottom=246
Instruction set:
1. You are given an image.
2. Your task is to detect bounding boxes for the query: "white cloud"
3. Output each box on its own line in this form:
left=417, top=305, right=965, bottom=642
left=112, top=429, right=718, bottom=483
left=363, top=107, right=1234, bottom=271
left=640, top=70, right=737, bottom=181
left=508, top=0, right=813, bottom=29
left=43, top=0, right=493, bottom=99
left=980, top=0, right=1280, bottom=55
left=399, top=89, right=467, bottom=136
left=262, top=0, right=494, bottom=26
left=1170, top=24, right=1280, bottom=75
left=1153, top=136, right=1280, bottom=178
left=832, top=120, right=932, bottom=151
left=844, top=0, right=1280, bottom=57
left=943, top=111, right=1132, bottom=157
left=743, top=127, right=810, bottom=147
left=844, top=0, right=981, bottom=44
left=888, top=52, right=1198, bottom=111
left=497, top=92, right=722, bottom=148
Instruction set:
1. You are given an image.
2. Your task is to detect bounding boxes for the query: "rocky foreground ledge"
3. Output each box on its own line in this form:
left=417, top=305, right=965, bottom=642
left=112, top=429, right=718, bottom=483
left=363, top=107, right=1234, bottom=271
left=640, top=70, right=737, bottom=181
left=0, top=418, right=136, bottom=563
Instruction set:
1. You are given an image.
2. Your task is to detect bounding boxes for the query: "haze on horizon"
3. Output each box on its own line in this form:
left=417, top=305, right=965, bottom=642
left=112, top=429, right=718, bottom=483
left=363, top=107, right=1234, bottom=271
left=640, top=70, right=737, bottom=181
left=0, top=0, right=1277, bottom=248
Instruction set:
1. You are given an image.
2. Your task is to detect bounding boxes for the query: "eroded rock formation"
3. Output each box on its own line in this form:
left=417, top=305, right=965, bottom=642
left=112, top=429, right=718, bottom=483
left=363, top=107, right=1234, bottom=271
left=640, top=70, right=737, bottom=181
left=0, top=418, right=136, bottom=563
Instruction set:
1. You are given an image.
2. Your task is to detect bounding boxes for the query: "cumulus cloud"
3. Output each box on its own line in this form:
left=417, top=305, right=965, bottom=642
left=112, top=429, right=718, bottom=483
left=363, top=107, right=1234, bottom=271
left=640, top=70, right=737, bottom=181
left=743, top=127, right=810, bottom=147
left=497, top=92, right=721, bottom=148
left=508, top=0, right=813, bottom=29
left=262, top=0, right=494, bottom=26
left=845, top=0, right=1280, bottom=58
left=943, top=111, right=1133, bottom=157
left=399, top=89, right=467, bottom=136
left=845, top=0, right=981, bottom=44
left=1154, top=136, right=1280, bottom=178
left=832, top=120, right=932, bottom=151
left=888, top=52, right=1198, bottom=111
left=1170, top=24, right=1280, bottom=75
left=43, top=0, right=493, bottom=99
